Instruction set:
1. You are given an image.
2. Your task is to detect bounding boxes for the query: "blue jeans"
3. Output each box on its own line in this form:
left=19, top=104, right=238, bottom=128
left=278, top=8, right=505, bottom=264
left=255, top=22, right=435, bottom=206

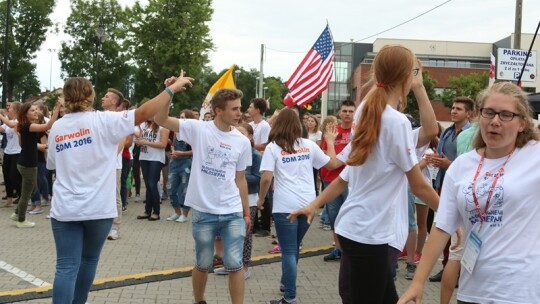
left=323, top=181, right=348, bottom=229
left=140, top=160, right=162, bottom=215
left=37, top=161, right=49, bottom=200
left=273, top=213, right=310, bottom=300
left=51, top=218, right=113, bottom=304
left=191, top=210, right=245, bottom=272
left=168, top=164, right=190, bottom=211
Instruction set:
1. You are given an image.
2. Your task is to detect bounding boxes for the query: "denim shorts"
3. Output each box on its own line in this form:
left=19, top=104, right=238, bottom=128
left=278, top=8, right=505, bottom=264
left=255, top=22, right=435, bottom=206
left=191, top=209, right=245, bottom=272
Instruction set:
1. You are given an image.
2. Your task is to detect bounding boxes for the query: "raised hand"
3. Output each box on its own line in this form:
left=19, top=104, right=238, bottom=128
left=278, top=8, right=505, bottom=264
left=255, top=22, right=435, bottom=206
left=167, top=70, right=194, bottom=94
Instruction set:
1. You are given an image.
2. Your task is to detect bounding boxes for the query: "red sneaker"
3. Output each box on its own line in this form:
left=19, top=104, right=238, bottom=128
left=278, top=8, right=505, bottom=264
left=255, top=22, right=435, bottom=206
left=398, top=250, right=407, bottom=260
left=414, top=253, right=422, bottom=264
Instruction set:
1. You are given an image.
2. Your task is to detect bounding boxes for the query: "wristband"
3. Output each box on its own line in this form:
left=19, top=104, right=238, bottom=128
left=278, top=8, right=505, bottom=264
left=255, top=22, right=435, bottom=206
left=243, top=214, right=250, bottom=218
left=164, top=87, right=174, bottom=98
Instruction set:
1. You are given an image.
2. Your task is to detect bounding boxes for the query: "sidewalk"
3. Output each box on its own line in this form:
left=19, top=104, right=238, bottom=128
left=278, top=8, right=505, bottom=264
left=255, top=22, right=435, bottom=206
left=0, top=195, right=453, bottom=304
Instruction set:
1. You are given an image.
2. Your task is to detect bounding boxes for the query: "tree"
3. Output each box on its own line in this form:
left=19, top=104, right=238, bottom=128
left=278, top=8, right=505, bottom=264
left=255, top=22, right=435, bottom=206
left=405, top=70, right=437, bottom=120
left=59, top=0, right=130, bottom=104
left=263, top=76, right=286, bottom=113
left=126, top=0, right=213, bottom=105
left=0, top=0, right=54, bottom=101
left=441, top=73, right=489, bottom=107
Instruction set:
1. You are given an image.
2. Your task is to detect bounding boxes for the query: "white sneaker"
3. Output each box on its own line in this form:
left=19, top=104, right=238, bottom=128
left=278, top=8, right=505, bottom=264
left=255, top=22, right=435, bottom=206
left=46, top=214, right=51, bottom=219
left=16, top=220, right=35, bottom=228
left=29, top=208, right=44, bottom=215
left=167, top=213, right=180, bottom=221
left=134, top=195, right=142, bottom=202
left=107, top=229, right=119, bottom=240
left=10, top=213, right=18, bottom=221
left=175, top=214, right=188, bottom=223
left=213, top=267, right=228, bottom=275
left=244, top=269, right=251, bottom=280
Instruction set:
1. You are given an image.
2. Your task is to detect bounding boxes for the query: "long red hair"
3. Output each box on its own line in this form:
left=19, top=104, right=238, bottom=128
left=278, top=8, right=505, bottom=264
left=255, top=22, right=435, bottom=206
left=348, top=45, right=415, bottom=166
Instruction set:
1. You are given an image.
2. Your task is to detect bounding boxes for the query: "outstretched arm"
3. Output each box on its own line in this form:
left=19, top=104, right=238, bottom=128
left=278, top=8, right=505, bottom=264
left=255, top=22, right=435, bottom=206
left=135, top=70, right=193, bottom=126
left=288, top=177, right=348, bottom=224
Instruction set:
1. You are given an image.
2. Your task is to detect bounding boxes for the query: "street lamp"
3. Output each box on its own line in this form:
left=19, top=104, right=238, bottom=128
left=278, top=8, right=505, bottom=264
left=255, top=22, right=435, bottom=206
left=47, top=48, right=56, bottom=91
left=263, top=86, right=268, bottom=99
left=94, top=15, right=107, bottom=98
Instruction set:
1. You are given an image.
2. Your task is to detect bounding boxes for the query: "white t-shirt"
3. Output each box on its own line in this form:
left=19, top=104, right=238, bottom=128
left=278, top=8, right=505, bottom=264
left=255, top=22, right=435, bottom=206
left=435, top=141, right=540, bottom=304
left=2, top=123, right=21, bottom=154
left=178, top=120, right=252, bottom=214
left=47, top=110, right=135, bottom=221
left=248, top=193, right=258, bottom=207
left=260, top=138, right=330, bottom=213
left=249, top=120, right=271, bottom=145
left=138, top=123, right=165, bottom=164
left=308, top=131, right=322, bottom=143
left=335, top=105, right=417, bottom=245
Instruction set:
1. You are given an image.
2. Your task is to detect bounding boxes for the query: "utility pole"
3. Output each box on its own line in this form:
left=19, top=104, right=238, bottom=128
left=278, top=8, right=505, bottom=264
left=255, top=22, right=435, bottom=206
left=514, top=0, right=522, bottom=49
left=2, top=0, right=11, bottom=108
left=258, top=44, right=264, bottom=99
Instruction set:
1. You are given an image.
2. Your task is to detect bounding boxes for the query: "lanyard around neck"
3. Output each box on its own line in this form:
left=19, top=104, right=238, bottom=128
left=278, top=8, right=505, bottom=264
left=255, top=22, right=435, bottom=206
left=471, top=149, right=514, bottom=227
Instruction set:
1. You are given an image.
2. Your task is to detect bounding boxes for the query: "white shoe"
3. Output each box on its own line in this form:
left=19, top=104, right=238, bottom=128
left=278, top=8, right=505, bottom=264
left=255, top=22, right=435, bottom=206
left=29, top=208, right=44, bottom=215
left=175, top=214, right=188, bottom=223
left=244, top=269, right=251, bottom=280
left=107, top=229, right=119, bottom=240
left=167, top=213, right=180, bottom=221
left=213, top=267, right=228, bottom=275
left=46, top=214, right=51, bottom=219
left=134, top=195, right=142, bottom=202
left=16, top=220, right=35, bottom=228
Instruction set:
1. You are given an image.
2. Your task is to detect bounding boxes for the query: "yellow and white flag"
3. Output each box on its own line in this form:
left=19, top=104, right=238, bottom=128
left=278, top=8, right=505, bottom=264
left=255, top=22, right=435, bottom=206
left=200, top=65, right=237, bottom=119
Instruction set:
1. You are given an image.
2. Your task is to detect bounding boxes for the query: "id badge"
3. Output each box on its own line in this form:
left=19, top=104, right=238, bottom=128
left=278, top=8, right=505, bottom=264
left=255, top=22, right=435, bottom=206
left=461, top=230, right=482, bottom=274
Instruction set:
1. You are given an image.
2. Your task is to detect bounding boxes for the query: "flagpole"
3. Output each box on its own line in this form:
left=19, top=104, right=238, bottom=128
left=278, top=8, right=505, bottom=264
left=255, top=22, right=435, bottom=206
left=259, top=44, right=265, bottom=98
left=321, top=89, right=328, bottom=123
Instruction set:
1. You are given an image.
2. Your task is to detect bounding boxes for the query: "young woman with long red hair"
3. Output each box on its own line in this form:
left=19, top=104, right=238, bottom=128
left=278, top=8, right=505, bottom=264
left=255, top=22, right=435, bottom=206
left=290, top=45, right=439, bottom=303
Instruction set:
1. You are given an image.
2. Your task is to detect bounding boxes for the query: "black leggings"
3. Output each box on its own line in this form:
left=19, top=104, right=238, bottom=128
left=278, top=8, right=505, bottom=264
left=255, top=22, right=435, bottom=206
left=2, top=153, right=21, bottom=198
left=338, top=235, right=398, bottom=304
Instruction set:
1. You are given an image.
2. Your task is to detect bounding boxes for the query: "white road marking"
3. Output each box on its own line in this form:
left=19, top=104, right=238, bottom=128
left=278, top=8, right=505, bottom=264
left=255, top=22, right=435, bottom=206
left=0, top=260, right=51, bottom=287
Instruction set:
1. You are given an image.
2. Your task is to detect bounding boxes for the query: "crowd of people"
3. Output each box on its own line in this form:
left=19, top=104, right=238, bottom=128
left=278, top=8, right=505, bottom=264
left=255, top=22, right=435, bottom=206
left=1, top=43, right=539, bottom=304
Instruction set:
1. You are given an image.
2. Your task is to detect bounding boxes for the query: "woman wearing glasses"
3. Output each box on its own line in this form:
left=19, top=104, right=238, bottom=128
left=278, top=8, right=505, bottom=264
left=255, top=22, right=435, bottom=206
left=399, top=81, right=540, bottom=304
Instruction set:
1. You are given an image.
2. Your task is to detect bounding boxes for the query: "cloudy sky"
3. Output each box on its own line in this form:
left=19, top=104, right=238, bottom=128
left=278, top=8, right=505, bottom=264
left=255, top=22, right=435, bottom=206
left=34, top=0, right=540, bottom=91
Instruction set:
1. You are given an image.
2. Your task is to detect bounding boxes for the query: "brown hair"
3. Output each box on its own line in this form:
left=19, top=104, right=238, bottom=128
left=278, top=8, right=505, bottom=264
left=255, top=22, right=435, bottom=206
left=473, top=82, right=539, bottom=149
left=348, top=45, right=415, bottom=166
left=306, top=114, right=320, bottom=133
left=33, top=101, right=49, bottom=117
left=17, top=102, right=35, bottom=132
left=250, top=98, right=268, bottom=114
left=211, top=88, right=243, bottom=111
left=453, top=96, right=475, bottom=112
left=8, top=102, right=22, bottom=119
left=107, top=88, right=125, bottom=107
left=321, top=115, right=338, bottom=133
left=179, top=109, right=195, bottom=119
left=268, top=108, right=301, bottom=154
left=63, top=77, right=94, bottom=113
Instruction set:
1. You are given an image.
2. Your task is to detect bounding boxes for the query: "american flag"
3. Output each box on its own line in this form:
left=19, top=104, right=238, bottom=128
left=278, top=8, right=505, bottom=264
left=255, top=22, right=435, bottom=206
left=283, top=25, right=334, bottom=108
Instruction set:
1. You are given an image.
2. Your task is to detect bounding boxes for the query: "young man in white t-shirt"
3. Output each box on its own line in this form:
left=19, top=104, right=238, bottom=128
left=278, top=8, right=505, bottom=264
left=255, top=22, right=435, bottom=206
left=247, top=98, right=272, bottom=237
left=154, top=87, right=252, bottom=304
left=101, top=88, right=129, bottom=241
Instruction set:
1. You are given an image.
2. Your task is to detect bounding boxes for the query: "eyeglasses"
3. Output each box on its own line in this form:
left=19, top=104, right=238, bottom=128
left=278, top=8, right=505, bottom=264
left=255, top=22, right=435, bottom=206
left=479, top=108, right=521, bottom=121
left=412, top=68, right=420, bottom=76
